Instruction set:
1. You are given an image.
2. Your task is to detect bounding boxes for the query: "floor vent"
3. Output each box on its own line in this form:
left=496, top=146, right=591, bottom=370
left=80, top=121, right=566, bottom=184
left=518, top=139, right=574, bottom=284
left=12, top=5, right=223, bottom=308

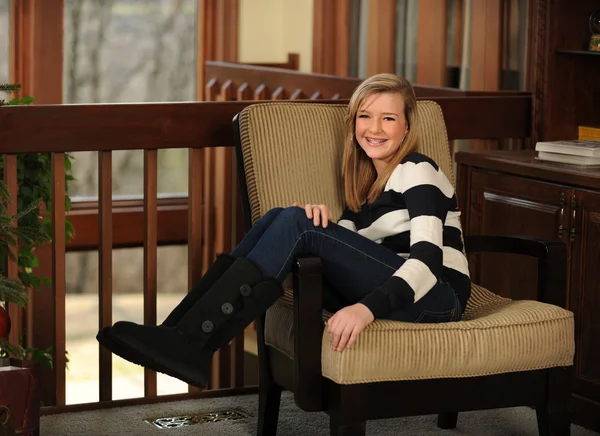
left=146, top=409, right=251, bottom=429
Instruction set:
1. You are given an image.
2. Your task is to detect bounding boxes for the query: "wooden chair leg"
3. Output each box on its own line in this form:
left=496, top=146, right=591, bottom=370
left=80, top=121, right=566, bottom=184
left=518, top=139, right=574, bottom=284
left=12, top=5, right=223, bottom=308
left=329, top=419, right=366, bottom=436
left=437, top=412, right=459, bottom=429
left=257, top=381, right=282, bottom=436
left=328, top=384, right=366, bottom=436
left=536, top=366, right=572, bottom=436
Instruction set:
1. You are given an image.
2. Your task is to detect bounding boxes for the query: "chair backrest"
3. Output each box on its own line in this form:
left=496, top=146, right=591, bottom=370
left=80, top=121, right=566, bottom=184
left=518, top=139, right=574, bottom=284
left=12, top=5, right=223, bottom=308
left=235, top=101, right=454, bottom=227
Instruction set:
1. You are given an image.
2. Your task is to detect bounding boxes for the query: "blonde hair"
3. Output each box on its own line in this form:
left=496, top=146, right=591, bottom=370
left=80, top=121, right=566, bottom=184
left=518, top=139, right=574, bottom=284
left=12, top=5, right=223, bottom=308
left=342, top=73, right=420, bottom=212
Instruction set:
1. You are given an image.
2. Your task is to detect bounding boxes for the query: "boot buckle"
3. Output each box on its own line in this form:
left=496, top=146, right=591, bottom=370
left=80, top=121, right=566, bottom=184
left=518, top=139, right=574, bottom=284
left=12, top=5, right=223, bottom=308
left=240, top=284, right=252, bottom=296
left=221, top=302, right=234, bottom=315
left=201, top=320, right=214, bottom=333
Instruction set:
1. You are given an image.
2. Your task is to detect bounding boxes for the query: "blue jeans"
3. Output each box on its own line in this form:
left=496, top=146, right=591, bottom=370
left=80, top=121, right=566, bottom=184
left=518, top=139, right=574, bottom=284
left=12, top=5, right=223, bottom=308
left=231, top=207, right=462, bottom=323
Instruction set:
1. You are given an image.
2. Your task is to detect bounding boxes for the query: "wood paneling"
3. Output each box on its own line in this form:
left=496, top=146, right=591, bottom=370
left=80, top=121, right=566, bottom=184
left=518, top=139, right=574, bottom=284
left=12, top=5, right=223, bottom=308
left=313, top=0, right=350, bottom=76
left=416, top=0, right=449, bottom=86
left=456, top=150, right=600, bottom=432
left=366, top=0, right=396, bottom=76
left=470, top=0, right=503, bottom=91
left=528, top=0, right=600, bottom=142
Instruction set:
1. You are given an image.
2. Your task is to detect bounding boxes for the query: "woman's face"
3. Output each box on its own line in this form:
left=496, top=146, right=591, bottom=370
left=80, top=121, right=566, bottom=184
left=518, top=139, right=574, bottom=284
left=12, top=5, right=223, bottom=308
left=355, top=92, right=409, bottom=174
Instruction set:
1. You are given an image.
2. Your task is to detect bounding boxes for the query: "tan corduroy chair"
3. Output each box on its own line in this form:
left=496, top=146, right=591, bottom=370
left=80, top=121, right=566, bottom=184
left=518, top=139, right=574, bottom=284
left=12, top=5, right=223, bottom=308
left=233, top=101, right=575, bottom=436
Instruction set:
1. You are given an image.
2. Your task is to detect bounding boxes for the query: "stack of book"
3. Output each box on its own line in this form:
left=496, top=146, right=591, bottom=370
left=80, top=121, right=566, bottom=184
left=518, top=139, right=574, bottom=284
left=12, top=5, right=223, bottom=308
left=535, top=140, right=600, bottom=166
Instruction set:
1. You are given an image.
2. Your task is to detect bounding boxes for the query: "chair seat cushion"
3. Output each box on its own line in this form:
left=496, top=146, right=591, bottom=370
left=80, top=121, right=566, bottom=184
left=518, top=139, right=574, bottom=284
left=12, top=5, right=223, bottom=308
left=264, top=284, right=575, bottom=384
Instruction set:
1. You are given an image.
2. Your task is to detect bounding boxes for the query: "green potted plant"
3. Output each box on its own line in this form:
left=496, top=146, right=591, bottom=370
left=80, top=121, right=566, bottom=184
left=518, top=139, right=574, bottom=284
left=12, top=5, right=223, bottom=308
left=0, top=179, right=47, bottom=436
left=0, top=83, right=74, bottom=435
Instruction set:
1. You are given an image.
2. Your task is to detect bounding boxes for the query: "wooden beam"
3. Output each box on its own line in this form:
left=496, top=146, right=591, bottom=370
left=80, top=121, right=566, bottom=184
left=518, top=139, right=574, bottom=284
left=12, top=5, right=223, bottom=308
left=197, top=0, right=238, bottom=101
left=313, top=0, right=350, bottom=75
left=470, top=0, right=503, bottom=90
left=10, top=0, right=63, bottom=103
left=366, top=0, right=396, bottom=76
left=416, top=0, right=449, bottom=86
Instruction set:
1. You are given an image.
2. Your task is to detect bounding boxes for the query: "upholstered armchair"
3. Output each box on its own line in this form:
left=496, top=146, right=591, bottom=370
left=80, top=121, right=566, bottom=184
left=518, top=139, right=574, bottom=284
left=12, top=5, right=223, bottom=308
left=233, top=101, right=575, bottom=436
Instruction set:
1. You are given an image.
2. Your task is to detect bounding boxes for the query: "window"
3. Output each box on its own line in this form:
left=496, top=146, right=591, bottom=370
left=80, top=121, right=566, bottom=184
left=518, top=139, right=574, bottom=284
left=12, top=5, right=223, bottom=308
left=63, top=0, right=197, bottom=198
left=66, top=246, right=190, bottom=404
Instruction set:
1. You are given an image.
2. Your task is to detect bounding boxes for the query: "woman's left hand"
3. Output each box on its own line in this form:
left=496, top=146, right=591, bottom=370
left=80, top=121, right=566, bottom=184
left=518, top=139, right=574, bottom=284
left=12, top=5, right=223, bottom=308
left=327, top=303, right=374, bottom=352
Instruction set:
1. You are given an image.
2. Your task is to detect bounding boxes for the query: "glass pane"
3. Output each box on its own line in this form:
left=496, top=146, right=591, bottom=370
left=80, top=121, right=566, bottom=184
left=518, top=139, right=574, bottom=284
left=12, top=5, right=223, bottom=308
left=65, top=245, right=189, bottom=404
left=63, top=0, right=197, bottom=198
left=0, top=0, right=9, bottom=84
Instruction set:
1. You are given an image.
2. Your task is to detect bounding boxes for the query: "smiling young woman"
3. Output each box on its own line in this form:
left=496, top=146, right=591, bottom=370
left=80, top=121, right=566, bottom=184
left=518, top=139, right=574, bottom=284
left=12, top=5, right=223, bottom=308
left=97, top=73, right=471, bottom=390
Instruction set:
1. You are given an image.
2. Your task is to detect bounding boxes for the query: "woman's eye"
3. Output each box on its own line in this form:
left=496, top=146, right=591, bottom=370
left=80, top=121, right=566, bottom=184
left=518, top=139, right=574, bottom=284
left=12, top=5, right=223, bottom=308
left=384, top=117, right=396, bottom=121
left=358, top=114, right=369, bottom=119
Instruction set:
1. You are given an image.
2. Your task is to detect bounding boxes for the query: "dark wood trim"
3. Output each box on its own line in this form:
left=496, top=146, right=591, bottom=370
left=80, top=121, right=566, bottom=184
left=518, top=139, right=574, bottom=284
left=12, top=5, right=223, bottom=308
left=52, top=153, right=67, bottom=406
left=0, top=96, right=532, bottom=154
left=66, top=197, right=190, bottom=251
left=98, top=151, right=113, bottom=402
left=526, top=0, right=549, bottom=145
left=206, top=62, right=362, bottom=99
left=41, top=386, right=258, bottom=416
left=2, top=155, right=20, bottom=347
left=143, top=149, right=158, bottom=397
left=455, top=150, right=600, bottom=191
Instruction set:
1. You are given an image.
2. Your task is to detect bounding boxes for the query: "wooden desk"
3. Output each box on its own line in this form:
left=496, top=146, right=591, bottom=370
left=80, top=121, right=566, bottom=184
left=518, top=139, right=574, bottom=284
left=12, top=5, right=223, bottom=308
left=456, top=150, right=600, bottom=432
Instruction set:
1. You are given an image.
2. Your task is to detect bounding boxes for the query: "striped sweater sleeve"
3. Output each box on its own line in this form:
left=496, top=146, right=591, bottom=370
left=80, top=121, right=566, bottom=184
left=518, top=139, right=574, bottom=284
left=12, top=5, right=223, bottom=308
left=359, top=157, right=454, bottom=318
left=337, top=208, right=357, bottom=232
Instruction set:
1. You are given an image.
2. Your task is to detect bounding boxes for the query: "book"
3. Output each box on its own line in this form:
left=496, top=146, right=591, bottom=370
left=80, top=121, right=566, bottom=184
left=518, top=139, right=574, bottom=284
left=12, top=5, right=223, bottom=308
left=579, top=125, right=600, bottom=141
left=535, top=140, right=600, bottom=157
left=536, top=151, right=600, bottom=166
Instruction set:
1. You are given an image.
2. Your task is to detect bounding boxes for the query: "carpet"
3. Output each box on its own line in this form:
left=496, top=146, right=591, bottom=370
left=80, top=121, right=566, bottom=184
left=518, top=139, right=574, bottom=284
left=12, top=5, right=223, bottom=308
left=41, top=391, right=599, bottom=436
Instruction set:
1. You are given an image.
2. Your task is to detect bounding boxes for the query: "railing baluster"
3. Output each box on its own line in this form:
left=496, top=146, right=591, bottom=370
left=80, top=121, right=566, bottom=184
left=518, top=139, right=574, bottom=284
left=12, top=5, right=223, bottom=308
left=254, top=84, right=268, bottom=100
left=143, top=150, right=158, bottom=396
left=98, top=151, right=113, bottom=402
left=237, top=82, right=251, bottom=101
left=290, top=89, right=304, bottom=99
left=188, top=148, right=204, bottom=393
left=272, top=86, right=285, bottom=100
left=52, top=152, right=67, bottom=406
left=2, top=154, right=21, bottom=347
left=188, top=149, right=204, bottom=287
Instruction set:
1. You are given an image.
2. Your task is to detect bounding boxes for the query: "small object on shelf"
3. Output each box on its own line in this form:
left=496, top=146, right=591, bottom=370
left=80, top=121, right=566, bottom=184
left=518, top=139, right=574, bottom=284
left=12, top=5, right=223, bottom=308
left=589, top=9, right=600, bottom=52
left=579, top=125, right=600, bottom=141
left=536, top=151, right=600, bottom=166
left=535, top=140, right=600, bottom=166
left=535, top=139, right=600, bottom=157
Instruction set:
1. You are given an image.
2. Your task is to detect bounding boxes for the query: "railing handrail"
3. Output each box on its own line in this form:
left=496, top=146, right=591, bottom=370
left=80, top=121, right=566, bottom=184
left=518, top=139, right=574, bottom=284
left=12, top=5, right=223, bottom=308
left=0, top=96, right=531, bottom=154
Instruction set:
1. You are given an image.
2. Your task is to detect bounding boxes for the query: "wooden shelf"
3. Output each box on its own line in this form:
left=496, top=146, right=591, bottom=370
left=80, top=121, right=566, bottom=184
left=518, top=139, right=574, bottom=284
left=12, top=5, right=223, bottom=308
left=555, top=49, right=600, bottom=56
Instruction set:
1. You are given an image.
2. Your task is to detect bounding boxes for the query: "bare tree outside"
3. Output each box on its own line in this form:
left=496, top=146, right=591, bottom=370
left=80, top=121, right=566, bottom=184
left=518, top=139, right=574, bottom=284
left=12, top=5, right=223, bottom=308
left=62, top=0, right=198, bottom=403
left=0, top=1, right=9, bottom=84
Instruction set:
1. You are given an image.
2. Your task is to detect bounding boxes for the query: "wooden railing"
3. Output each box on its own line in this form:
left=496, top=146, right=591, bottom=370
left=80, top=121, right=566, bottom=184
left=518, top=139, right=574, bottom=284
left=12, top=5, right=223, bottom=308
left=0, top=94, right=532, bottom=412
left=204, top=61, right=531, bottom=101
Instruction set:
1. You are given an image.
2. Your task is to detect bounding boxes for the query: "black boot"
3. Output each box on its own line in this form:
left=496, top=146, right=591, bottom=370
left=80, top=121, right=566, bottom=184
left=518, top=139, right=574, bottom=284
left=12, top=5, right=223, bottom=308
left=98, top=257, right=283, bottom=387
left=96, top=253, right=235, bottom=368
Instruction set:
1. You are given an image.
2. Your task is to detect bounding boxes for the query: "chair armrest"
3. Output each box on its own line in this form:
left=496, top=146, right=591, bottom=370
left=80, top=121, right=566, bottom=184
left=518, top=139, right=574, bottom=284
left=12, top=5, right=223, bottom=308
left=292, top=256, right=325, bottom=411
left=465, top=235, right=568, bottom=308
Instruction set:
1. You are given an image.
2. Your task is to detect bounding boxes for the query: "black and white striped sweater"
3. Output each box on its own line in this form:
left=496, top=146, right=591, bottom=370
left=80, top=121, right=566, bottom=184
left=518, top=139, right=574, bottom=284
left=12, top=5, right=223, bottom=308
left=338, top=152, right=471, bottom=319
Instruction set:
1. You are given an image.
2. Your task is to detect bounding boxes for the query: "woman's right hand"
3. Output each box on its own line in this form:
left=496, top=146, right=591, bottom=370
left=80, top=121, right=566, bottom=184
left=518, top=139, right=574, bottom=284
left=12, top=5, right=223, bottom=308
left=292, top=202, right=333, bottom=228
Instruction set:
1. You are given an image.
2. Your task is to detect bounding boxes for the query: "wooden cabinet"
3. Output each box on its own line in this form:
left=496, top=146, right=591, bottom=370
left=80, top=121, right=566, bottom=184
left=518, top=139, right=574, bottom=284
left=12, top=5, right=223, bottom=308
left=456, top=150, right=600, bottom=432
